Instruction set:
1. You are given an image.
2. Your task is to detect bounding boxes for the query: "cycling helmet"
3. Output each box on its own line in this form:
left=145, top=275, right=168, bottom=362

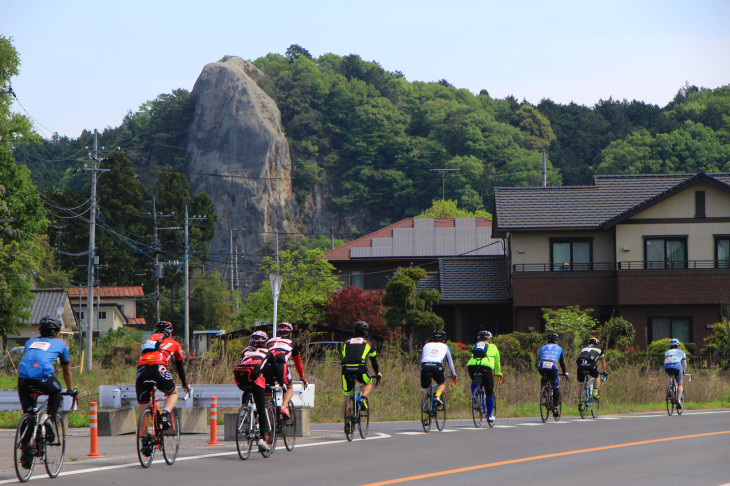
left=477, top=330, right=492, bottom=341
left=353, top=320, right=369, bottom=337
left=155, top=321, right=173, bottom=335
left=432, top=330, right=446, bottom=342
left=547, top=332, right=559, bottom=343
left=39, top=316, right=62, bottom=335
left=277, top=322, right=293, bottom=336
left=250, top=330, right=268, bottom=347
left=668, top=338, right=680, bottom=348
left=587, top=337, right=600, bottom=346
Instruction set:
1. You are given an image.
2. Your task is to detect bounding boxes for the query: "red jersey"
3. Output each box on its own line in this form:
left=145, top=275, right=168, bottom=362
left=136, top=333, right=184, bottom=367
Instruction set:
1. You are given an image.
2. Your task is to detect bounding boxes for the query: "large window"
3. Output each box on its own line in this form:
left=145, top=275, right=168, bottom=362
left=650, top=317, right=691, bottom=343
left=716, top=236, right=730, bottom=269
left=644, top=237, right=687, bottom=269
left=551, top=238, right=592, bottom=271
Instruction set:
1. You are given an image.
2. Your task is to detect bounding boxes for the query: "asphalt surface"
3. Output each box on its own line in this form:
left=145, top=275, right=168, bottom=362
left=0, top=409, right=728, bottom=485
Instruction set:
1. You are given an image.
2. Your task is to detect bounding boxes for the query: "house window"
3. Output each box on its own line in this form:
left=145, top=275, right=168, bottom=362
left=716, top=236, right=730, bottom=269
left=550, top=238, right=592, bottom=271
left=364, top=271, right=392, bottom=289
left=645, top=237, right=687, bottom=269
left=650, top=317, right=691, bottom=343
left=351, top=271, right=364, bottom=288
left=695, top=191, right=706, bottom=218
left=98, top=311, right=107, bottom=320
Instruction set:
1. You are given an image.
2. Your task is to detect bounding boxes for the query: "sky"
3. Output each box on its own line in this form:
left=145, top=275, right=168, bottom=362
left=2, top=0, right=729, bottom=139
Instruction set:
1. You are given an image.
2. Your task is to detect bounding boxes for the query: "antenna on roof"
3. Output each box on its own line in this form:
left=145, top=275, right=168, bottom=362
left=430, top=168, right=460, bottom=217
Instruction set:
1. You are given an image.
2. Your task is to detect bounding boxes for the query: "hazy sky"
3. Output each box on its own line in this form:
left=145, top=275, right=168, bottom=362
left=2, top=0, right=729, bottom=139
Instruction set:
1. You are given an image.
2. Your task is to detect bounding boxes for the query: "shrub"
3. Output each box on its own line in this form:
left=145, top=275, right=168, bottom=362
left=647, top=338, right=689, bottom=357
left=492, top=334, right=533, bottom=371
left=600, top=315, right=636, bottom=351
left=704, top=318, right=730, bottom=355
left=604, top=349, right=628, bottom=369
left=542, top=306, right=599, bottom=353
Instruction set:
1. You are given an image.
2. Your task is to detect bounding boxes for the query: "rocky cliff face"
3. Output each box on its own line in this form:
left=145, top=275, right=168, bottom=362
left=185, top=56, right=296, bottom=290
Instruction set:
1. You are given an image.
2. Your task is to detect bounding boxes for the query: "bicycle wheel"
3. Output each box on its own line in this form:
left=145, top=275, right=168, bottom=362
left=136, top=407, right=155, bottom=468
left=236, top=405, right=253, bottom=460
left=260, top=402, right=276, bottom=458
left=593, top=396, right=600, bottom=418
left=554, top=397, right=562, bottom=421
left=488, top=395, right=496, bottom=427
left=421, top=392, right=432, bottom=433
left=44, top=415, right=65, bottom=478
left=435, top=393, right=446, bottom=431
left=282, top=401, right=296, bottom=450
left=344, top=395, right=355, bottom=441
left=15, top=414, right=35, bottom=482
left=578, top=386, right=587, bottom=419
left=162, top=409, right=180, bottom=465
left=539, top=386, right=550, bottom=423
left=357, top=397, right=370, bottom=439
left=677, top=392, right=684, bottom=415
left=666, top=384, right=674, bottom=416
left=471, top=389, right=484, bottom=428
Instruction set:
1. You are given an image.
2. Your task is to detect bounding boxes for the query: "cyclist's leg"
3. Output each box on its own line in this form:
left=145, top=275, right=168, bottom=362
left=550, top=369, right=561, bottom=407
left=251, top=384, right=269, bottom=440
left=588, top=367, right=600, bottom=397
left=134, top=365, right=154, bottom=420
left=467, top=365, right=479, bottom=396
left=430, top=365, right=446, bottom=399
left=676, top=368, right=684, bottom=406
left=16, top=378, right=38, bottom=444
left=153, top=364, right=179, bottom=416
left=341, top=368, right=356, bottom=416
left=481, top=366, right=495, bottom=417
left=575, top=366, right=585, bottom=398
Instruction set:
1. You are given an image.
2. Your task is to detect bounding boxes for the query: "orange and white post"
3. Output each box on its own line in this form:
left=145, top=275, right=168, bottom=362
left=86, top=401, right=104, bottom=457
left=206, top=396, right=221, bottom=446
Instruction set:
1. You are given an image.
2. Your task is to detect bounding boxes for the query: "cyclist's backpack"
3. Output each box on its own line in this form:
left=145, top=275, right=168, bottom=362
left=472, top=341, right=488, bottom=359
left=141, top=334, right=165, bottom=354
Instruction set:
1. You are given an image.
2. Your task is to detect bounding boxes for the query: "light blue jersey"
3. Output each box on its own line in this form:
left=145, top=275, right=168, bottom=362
left=18, top=337, right=70, bottom=379
left=538, top=343, right=564, bottom=369
left=663, top=348, right=686, bottom=371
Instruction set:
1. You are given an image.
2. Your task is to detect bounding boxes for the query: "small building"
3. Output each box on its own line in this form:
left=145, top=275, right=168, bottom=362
left=7, top=288, right=79, bottom=348
left=66, top=286, right=147, bottom=335
left=192, top=330, right=225, bottom=355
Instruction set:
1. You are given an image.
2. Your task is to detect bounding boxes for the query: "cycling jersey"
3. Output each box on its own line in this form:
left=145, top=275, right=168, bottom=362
left=467, top=341, right=502, bottom=375
left=266, top=337, right=302, bottom=363
left=235, top=346, right=270, bottom=389
left=538, top=343, right=564, bottom=369
left=136, top=333, right=185, bottom=367
left=341, top=337, right=378, bottom=392
left=421, top=342, right=456, bottom=374
left=18, top=337, right=70, bottom=379
left=664, top=348, right=686, bottom=369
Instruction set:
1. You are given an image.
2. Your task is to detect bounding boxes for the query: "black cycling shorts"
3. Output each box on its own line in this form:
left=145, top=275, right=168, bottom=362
left=576, top=364, right=599, bottom=384
left=135, top=364, right=176, bottom=403
left=341, top=365, right=371, bottom=393
left=420, top=363, right=445, bottom=389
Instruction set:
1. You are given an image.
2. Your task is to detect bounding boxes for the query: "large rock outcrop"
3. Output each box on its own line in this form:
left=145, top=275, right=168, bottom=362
left=186, top=56, right=295, bottom=288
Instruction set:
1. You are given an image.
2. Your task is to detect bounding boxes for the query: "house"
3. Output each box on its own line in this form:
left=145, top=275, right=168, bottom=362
left=325, top=217, right=510, bottom=341
left=66, top=286, right=147, bottom=336
left=492, top=172, right=730, bottom=349
left=7, top=288, right=79, bottom=348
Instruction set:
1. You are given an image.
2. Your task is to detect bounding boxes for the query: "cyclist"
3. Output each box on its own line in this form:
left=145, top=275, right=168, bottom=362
left=420, top=330, right=457, bottom=407
left=234, top=330, right=273, bottom=451
left=340, top=321, right=381, bottom=416
left=575, top=337, right=607, bottom=400
left=467, top=330, right=502, bottom=424
left=264, top=322, right=308, bottom=419
left=538, top=332, right=568, bottom=417
left=17, top=316, right=77, bottom=468
left=664, top=338, right=687, bottom=409
left=135, top=321, right=191, bottom=433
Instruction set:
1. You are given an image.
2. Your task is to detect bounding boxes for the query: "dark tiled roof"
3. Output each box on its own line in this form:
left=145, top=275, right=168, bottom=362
left=417, top=257, right=510, bottom=303
left=493, top=172, right=730, bottom=233
left=27, top=289, right=68, bottom=325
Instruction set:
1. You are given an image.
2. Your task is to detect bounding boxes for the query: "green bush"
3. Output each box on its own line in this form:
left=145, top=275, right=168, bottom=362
left=493, top=334, right=534, bottom=371
left=647, top=338, right=689, bottom=357
left=600, top=315, right=636, bottom=350
left=604, top=349, right=628, bottom=369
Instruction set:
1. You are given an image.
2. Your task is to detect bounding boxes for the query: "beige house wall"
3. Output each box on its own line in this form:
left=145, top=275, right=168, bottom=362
left=510, top=231, right=615, bottom=265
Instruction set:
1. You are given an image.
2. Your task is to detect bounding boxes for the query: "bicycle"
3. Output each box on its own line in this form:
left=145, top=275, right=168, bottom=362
left=578, top=372, right=608, bottom=419
left=14, top=389, right=78, bottom=483
left=665, top=372, right=691, bottom=416
left=136, top=382, right=184, bottom=467
left=539, top=373, right=567, bottom=423
left=235, top=387, right=276, bottom=460
left=471, top=373, right=496, bottom=428
left=421, top=377, right=453, bottom=433
left=269, top=384, right=297, bottom=451
left=344, top=382, right=370, bottom=441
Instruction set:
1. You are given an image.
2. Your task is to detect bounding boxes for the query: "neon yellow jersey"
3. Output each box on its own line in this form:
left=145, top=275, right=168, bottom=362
left=467, top=342, right=501, bottom=375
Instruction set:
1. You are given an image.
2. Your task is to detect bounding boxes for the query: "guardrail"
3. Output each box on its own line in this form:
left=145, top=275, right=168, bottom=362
left=0, top=391, right=75, bottom=412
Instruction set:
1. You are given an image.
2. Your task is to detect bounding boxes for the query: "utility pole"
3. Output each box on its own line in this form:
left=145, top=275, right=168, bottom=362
left=542, top=149, right=547, bottom=188
left=184, top=205, right=205, bottom=356
left=430, top=168, right=459, bottom=217
left=152, top=198, right=176, bottom=323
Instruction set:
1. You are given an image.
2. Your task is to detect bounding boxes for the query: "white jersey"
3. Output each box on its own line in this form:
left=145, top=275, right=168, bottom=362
left=420, top=342, right=456, bottom=376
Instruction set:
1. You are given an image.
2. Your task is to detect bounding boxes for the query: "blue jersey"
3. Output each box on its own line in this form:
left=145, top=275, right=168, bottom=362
left=538, top=343, right=564, bottom=369
left=18, top=337, right=70, bottom=379
left=664, top=348, right=686, bottom=371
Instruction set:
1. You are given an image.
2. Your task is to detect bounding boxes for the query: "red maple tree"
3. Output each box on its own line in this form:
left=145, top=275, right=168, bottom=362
left=324, top=286, right=389, bottom=337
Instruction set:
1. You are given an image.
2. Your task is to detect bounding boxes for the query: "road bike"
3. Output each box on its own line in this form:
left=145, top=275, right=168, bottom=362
left=421, top=377, right=453, bottom=433
left=578, top=372, right=608, bottom=419
left=14, top=389, right=77, bottom=483
left=269, top=385, right=296, bottom=451
left=235, top=387, right=276, bottom=460
left=344, top=382, right=370, bottom=441
left=470, top=372, right=496, bottom=428
left=136, top=382, right=183, bottom=467
left=539, top=373, right=567, bottom=422
left=665, top=372, right=691, bottom=416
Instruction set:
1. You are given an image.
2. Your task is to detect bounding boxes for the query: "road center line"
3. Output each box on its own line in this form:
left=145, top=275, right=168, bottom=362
left=360, top=430, right=730, bottom=486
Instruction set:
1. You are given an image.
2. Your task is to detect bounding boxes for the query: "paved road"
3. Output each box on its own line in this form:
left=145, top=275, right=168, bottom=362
left=0, top=410, right=728, bottom=485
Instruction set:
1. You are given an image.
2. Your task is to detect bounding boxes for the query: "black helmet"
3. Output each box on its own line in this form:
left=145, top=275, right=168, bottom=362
left=547, top=332, right=559, bottom=343
left=155, top=321, right=173, bottom=335
left=432, top=330, right=446, bottom=342
left=353, top=321, right=369, bottom=337
left=587, top=337, right=599, bottom=346
left=39, top=316, right=62, bottom=335
left=477, top=330, right=492, bottom=341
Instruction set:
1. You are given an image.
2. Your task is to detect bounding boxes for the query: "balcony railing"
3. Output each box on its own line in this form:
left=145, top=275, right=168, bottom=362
left=513, top=260, right=730, bottom=272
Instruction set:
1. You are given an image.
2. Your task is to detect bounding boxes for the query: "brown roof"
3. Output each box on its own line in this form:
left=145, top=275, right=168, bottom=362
left=127, top=318, right=147, bottom=326
left=66, top=286, right=145, bottom=298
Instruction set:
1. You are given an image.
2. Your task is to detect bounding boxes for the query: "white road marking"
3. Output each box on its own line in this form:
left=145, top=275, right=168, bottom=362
left=517, top=423, right=542, bottom=426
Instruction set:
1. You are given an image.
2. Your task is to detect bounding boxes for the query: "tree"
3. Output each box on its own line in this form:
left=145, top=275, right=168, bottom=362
left=189, top=270, right=237, bottom=331
left=415, top=199, right=491, bottom=219
left=704, top=318, right=730, bottom=355
left=514, top=104, right=556, bottom=150
left=599, top=315, right=636, bottom=351
left=324, top=286, right=388, bottom=337
left=239, top=249, right=340, bottom=327
left=0, top=35, right=47, bottom=337
left=542, top=306, right=598, bottom=353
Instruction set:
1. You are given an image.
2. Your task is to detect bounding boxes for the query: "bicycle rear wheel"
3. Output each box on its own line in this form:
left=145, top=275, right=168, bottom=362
left=260, top=402, right=276, bottom=458
left=421, top=392, right=432, bottom=433
left=488, top=396, right=497, bottom=427
left=344, top=395, right=355, bottom=441
left=44, top=415, right=65, bottom=478
left=162, top=409, right=180, bottom=465
left=539, top=386, right=550, bottom=423
left=358, top=397, right=370, bottom=439
left=15, top=413, right=35, bottom=482
left=282, top=401, right=297, bottom=450
left=471, top=389, right=484, bottom=428
left=435, top=394, right=446, bottom=431
left=677, top=392, right=684, bottom=415
left=136, top=407, right=155, bottom=468
left=592, top=396, right=600, bottom=418
left=578, top=386, right=587, bottom=419
left=236, top=405, right=253, bottom=460
left=666, top=384, right=674, bottom=416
